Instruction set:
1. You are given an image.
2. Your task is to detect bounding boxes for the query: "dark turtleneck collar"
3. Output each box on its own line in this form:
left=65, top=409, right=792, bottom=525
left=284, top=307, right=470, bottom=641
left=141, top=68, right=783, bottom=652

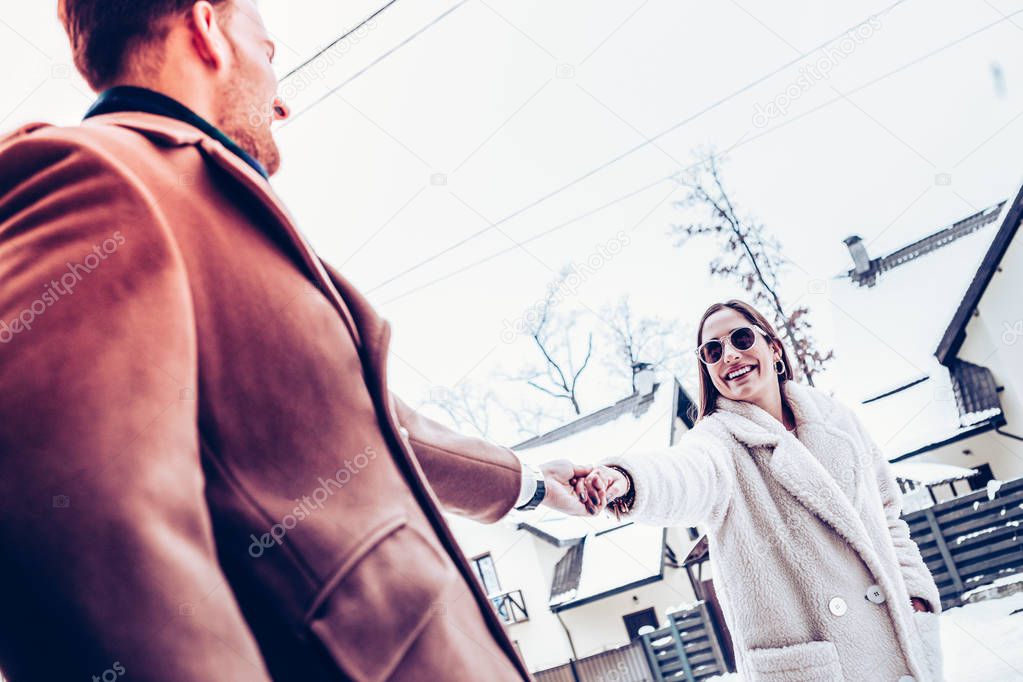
left=84, top=85, right=268, bottom=179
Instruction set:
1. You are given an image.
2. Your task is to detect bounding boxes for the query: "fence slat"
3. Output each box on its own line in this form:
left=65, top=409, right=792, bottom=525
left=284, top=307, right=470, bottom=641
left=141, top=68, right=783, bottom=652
left=904, top=476, right=1023, bottom=607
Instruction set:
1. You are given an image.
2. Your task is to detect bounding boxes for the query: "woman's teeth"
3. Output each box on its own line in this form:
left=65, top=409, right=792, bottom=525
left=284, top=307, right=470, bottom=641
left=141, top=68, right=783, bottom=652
left=726, top=365, right=755, bottom=380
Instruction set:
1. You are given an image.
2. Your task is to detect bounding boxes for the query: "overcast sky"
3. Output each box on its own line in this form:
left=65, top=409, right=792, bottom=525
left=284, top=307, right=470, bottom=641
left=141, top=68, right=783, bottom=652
left=3, top=0, right=1022, bottom=443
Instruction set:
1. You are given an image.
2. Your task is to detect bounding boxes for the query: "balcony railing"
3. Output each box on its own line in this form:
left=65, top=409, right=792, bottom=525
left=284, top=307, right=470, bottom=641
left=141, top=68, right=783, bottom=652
left=489, top=589, right=529, bottom=624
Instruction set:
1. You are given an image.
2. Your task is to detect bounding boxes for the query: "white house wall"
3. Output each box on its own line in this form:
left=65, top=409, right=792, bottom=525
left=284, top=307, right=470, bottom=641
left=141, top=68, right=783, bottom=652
left=952, top=225, right=1023, bottom=479
left=447, top=513, right=704, bottom=672
left=556, top=566, right=699, bottom=659
left=445, top=513, right=576, bottom=671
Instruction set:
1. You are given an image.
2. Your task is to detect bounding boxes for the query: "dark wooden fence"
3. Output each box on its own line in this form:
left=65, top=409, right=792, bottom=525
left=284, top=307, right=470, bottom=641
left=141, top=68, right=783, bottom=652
left=534, top=641, right=650, bottom=682
left=904, top=475, right=1023, bottom=609
left=639, top=602, right=728, bottom=682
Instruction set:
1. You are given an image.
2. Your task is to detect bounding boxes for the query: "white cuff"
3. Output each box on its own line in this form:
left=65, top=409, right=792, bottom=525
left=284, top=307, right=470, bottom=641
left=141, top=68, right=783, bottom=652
left=515, top=461, right=539, bottom=508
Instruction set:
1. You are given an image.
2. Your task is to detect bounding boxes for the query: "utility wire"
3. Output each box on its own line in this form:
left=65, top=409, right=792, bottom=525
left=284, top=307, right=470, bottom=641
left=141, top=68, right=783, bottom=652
left=365, top=0, right=912, bottom=294
left=281, top=0, right=470, bottom=130
left=279, top=0, right=402, bottom=83
left=377, top=7, right=1023, bottom=305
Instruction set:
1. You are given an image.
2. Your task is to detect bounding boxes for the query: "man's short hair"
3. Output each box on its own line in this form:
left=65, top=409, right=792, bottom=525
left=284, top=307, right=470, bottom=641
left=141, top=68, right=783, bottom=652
left=58, top=0, right=233, bottom=90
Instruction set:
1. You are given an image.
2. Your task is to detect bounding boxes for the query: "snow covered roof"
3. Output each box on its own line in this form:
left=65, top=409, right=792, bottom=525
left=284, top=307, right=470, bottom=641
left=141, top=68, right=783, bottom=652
left=843, top=203, right=1003, bottom=288
left=853, top=367, right=1001, bottom=461
left=513, top=378, right=681, bottom=465
left=828, top=204, right=1007, bottom=460
left=548, top=525, right=666, bottom=611
left=829, top=208, right=1001, bottom=402
left=891, top=461, right=978, bottom=485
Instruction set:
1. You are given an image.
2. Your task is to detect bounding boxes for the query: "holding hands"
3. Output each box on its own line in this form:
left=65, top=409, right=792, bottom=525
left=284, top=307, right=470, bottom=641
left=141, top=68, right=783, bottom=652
left=575, top=465, right=630, bottom=515
left=538, top=460, right=631, bottom=517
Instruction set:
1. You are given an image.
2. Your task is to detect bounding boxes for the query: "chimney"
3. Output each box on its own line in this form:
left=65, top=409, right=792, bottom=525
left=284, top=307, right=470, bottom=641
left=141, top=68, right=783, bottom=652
left=632, top=362, right=657, bottom=396
left=843, top=235, right=871, bottom=275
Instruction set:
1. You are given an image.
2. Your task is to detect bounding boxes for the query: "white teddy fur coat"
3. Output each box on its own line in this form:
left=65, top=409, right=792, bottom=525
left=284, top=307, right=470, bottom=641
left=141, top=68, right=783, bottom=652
left=604, top=380, right=944, bottom=682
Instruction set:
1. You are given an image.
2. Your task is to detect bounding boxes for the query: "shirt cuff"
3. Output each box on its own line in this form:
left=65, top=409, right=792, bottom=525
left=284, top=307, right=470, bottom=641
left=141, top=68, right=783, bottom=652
left=514, top=461, right=539, bottom=508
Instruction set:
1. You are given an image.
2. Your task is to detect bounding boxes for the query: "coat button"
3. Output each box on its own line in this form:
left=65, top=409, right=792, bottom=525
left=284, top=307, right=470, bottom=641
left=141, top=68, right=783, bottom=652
left=398, top=426, right=409, bottom=438
left=828, top=597, right=847, bottom=616
left=865, top=584, right=886, bottom=604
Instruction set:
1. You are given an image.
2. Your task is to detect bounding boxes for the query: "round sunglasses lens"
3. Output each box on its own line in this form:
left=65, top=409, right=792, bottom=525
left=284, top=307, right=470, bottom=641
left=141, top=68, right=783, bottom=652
left=701, top=341, right=723, bottom=364
left=732, top=327, right=756, bottom=350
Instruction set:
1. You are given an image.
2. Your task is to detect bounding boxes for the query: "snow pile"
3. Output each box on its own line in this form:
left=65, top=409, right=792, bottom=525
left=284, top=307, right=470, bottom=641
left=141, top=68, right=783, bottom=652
left=892, top=461, right=977, bottom=485
left=941, top=591, right=1023, bottom=681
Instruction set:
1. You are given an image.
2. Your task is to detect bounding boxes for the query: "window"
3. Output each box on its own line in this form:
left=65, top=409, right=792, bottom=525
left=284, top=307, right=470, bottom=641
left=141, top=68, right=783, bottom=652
left=623, top=607, right=658, bottom=640
left=968, top=462, right=996, bottom=491
left=471, top=553, right=501, bottom=596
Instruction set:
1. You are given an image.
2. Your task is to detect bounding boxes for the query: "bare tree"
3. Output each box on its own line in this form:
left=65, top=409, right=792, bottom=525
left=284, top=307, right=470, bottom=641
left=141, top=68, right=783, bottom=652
left=505, top=398, right=574, bottom=442
left=510, top=285, right=593, bottom=415
left=423, top=383, right=497, bottom=439
left=601, top=296, right=692, bottom=392
left=672, top=155, right=834, bottom=385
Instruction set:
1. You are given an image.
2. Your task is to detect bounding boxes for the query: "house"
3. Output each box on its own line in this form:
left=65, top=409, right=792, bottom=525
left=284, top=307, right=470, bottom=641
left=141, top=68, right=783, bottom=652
left=445, top=372, right=706, bottom=673
left=828, top=189, right=1023, bottom=504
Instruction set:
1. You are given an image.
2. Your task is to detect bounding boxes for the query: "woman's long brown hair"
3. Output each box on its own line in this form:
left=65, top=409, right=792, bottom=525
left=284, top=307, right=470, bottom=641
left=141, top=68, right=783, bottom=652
left=692, top=299, right=796, bottom=423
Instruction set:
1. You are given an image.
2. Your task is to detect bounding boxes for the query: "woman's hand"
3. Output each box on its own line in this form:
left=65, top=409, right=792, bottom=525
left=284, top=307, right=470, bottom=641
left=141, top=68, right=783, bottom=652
left=575, top=465, right=630, bottom=515
left=910, top=597, right=932, bottom=613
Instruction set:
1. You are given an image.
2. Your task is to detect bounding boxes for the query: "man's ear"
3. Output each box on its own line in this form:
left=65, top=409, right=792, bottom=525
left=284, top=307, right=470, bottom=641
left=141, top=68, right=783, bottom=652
left=187, top=1, right=232, bottom=72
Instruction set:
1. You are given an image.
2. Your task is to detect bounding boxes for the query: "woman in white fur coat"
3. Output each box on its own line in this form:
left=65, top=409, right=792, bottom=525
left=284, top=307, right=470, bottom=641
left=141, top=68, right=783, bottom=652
left=578, top=300, right=944, bottom=682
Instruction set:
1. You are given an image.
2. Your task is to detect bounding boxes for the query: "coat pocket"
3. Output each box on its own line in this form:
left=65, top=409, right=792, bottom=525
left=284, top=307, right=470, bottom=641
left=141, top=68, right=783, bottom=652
left=303, top=514, right=454, bottom=682
left=747, top=641, right=843, bottom=682
left=911, top=610, right=944, bottom=682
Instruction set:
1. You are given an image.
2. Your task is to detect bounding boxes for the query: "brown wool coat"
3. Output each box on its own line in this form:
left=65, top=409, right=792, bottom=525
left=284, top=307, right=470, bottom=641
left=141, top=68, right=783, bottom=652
left=0, top=112, right=530, bottom=682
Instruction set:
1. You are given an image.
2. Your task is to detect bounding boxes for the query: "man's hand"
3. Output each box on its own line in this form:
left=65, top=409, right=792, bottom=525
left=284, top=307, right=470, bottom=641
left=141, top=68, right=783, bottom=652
left=539, top=460, right=595, bottom=516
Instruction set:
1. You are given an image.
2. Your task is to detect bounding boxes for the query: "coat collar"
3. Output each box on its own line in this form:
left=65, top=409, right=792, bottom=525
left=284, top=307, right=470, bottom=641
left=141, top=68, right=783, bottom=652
left=708, top=382, right=892, bottom=596
left=84, top=85, right=268, bottom=179
left=711, top=379, right=830, bottom=447
left=83, top=111, right=363, bottom=348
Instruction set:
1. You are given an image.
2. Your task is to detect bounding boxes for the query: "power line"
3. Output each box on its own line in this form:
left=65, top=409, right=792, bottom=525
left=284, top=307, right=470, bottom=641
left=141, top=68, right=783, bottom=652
left=376, top=7, right=1023, bottom=305
left=279, top=0, right=470, bottom=130
left=364, top=0, right=912, bottom=294
left=279, top=0, right=402, bottom=83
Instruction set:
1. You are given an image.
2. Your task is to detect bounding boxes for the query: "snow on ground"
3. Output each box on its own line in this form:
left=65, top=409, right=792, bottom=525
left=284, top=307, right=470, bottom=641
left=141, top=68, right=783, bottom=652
left=941, top=591, right=1023, bottom=681
left=702, top=592, right=1023, bottom=682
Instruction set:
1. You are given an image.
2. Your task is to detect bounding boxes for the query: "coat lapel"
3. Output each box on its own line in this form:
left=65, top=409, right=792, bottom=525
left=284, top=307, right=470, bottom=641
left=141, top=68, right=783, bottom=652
left=87, top=112, right=363, bottom=348
left=711, top=383, right=887, bottom=580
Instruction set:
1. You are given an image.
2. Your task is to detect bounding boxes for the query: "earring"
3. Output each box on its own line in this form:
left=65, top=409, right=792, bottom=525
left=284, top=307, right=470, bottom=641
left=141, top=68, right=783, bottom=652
left=774, top=358, right=786, bottom=375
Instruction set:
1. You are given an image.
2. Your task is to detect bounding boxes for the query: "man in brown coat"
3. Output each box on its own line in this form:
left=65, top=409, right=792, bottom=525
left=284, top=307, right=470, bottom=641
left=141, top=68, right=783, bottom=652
left=0, top=2, right=590, bottom=680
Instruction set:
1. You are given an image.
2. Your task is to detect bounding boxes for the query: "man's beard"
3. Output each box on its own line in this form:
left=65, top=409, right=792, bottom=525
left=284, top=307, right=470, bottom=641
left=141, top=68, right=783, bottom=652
left=215, top=67, right=281, bottom=176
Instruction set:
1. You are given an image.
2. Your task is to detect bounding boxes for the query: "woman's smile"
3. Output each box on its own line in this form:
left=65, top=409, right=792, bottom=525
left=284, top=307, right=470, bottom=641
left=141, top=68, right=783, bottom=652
left=724, top=362, right=757, bottom=382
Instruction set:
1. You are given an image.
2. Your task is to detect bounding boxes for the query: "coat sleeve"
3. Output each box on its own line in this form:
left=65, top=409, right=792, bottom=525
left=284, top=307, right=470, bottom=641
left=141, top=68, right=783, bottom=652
left=600, top=427, right=735, bottom=528
left=390, top=394, right=523, bottom=524
left=847, top=407, right=943, bottom=613
left=0, top=131, right=273, bottom=680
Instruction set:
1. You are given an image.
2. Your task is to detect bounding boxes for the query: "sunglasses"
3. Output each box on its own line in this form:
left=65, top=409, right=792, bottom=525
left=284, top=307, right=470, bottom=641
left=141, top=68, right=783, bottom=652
left=696, top=325, right=767, bottom=365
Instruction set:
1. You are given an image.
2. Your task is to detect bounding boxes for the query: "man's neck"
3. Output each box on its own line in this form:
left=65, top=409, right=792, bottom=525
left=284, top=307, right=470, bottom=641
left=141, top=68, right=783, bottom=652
left=114, top=79, right=216, bottom=124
